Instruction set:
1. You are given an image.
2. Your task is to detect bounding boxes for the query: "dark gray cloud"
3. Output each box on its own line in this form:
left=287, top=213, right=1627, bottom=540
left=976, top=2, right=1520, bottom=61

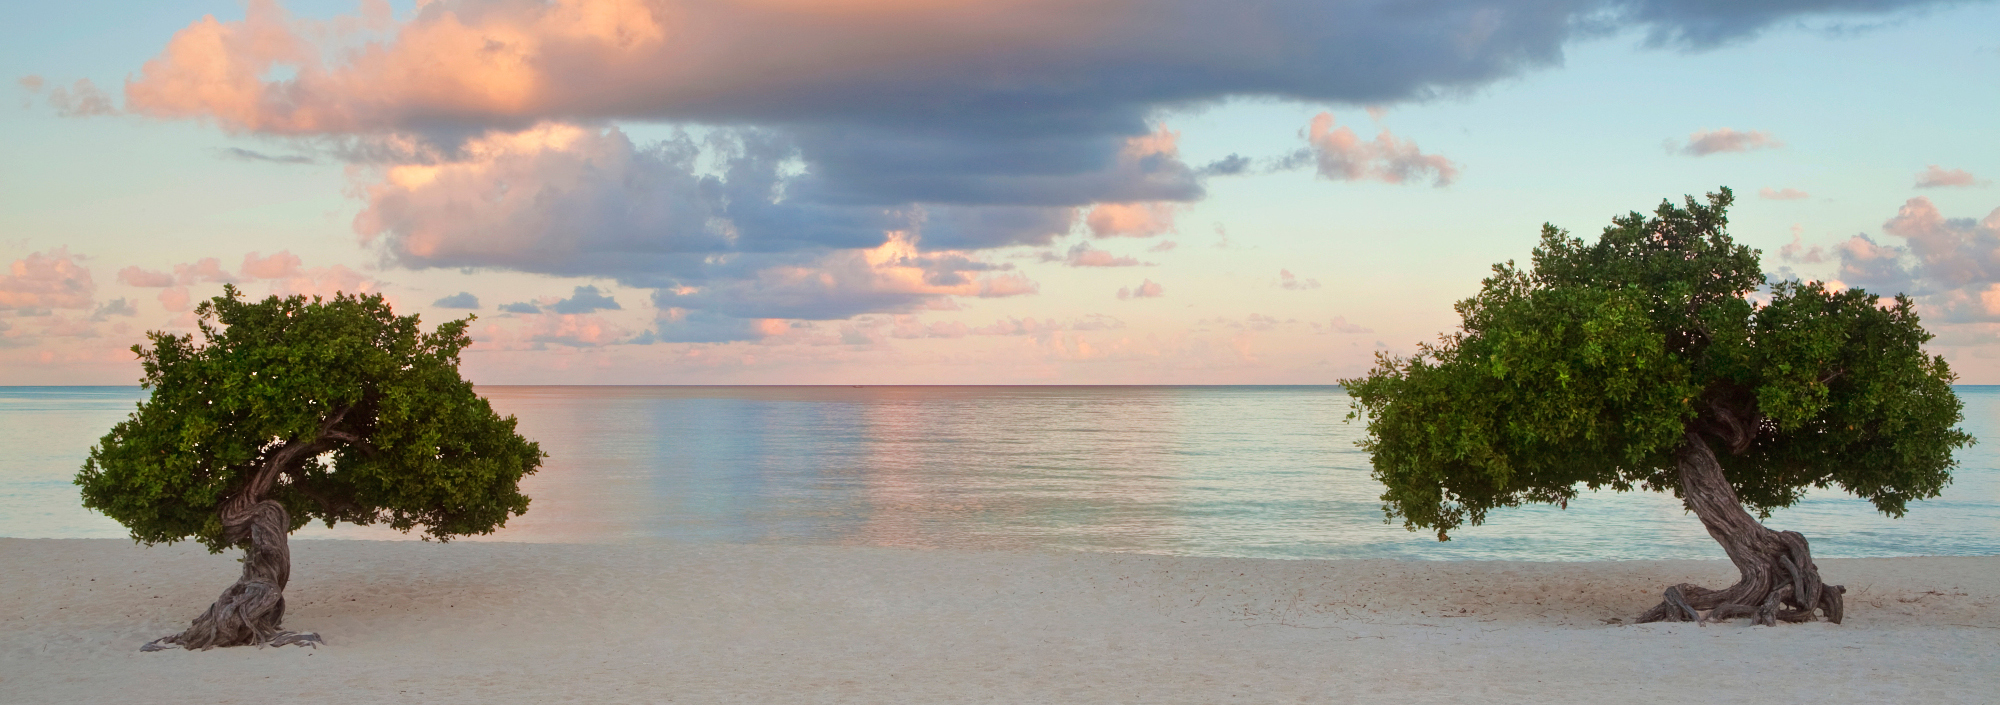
left=216, top=147, right=316, bottom=165
left=550, top=285, right=621, bottom=314
left=126, top=0, right=1977, bottom=325
left=90, top=297, right=138, bottom=320
left=433, top=292, right=480, bottom=309
left=1613, top=0, right=1961, bottom=48
left=640, top=310, right=768, bottom=344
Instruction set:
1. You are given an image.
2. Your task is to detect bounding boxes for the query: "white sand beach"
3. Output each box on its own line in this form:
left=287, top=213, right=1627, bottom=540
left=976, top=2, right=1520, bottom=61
left=2, top=538, right=1994, bottom=704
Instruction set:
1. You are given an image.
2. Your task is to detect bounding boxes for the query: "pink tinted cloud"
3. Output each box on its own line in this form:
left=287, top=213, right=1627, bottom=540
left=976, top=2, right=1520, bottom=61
left=1086, top=202, right=1178, bottom=238
left=122, top=0, right=1195, bottom=135
left=241, top=250, right=303, bottom=279
left=1679, top=128, right=1782, bottom=156
left=473, top=311, right=635, bottom=350
left=888, top=316, right=970, bottom=340
left=1313, top=316, right=1371, bottom=334
left=1060, top=243, right=1144, bottom=267
left=1779, top=225, right=1825, bottom=264
left=654, top=234, right=1038, bottom=321
left=1117, top=279, right=1163, bottom=300
left=160, top=287, right=193, bottom=312
left=268, top=264, right=377, bottom=298
left=1759, top=187, right=1809, bottom=200
left=172, top=257, right=236, bottom=286
left=1832, top=197, right=2000, bottom=321
left=1916, top=165, right=1984, bottom=188
left=1, top=249, right=96, bottom=310
left=1304, top=113, right=1458, bottom=187
left=117, top=266, right=175, bottom=287
left=119, top=1, right=1455, bottom=136
left=1278, top=269, right=1321, bottom=290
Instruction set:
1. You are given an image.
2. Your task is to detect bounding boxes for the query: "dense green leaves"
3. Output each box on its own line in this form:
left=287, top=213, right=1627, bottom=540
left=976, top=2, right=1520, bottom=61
left=77, top=287, right=544, bottom=551
left=1342, top=189, right=1969, bottom=539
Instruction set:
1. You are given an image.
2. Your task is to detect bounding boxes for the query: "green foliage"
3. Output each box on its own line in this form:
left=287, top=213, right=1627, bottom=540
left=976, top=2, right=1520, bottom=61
left=77, top=286, right=544, bottom=551
left=1341, top=188, right=1970, bottom=539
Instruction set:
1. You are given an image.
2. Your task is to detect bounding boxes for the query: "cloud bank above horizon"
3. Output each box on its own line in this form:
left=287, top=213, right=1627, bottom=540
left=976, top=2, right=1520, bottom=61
left=52, top=0, right=1959, bottom=340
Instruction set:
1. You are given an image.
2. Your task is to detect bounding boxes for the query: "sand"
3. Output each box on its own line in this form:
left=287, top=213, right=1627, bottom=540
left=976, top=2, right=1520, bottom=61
left=1, top=539, right=1995, bottom=704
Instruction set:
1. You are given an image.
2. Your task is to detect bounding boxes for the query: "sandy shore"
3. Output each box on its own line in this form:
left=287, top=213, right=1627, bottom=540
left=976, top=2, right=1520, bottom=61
left=2, top=539, right=1995, bottom=704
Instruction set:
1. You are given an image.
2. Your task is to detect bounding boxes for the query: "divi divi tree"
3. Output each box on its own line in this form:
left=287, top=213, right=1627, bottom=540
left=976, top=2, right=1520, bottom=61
left=1341, top=188, right=1969, bottom=625
left=78, top=287, right=543, bottom=649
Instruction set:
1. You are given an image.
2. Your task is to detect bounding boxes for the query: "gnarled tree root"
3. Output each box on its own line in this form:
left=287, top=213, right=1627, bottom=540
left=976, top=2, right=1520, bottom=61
left=1635, top=530, right=1846, bottom=627
left=141, top=499, right=322, bottom=651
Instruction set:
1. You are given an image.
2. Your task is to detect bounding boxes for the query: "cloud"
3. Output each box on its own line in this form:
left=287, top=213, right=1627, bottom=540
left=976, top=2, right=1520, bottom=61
left=1086, top=202, right=1179, bottom=238
left=1833, top=197, right=2000, bottom=320
left=91, top=298, right=139, bottom=320
left=240, top=250, right=302, bottom=279
left=127, top=0, right=1952, bottom=138
left=1779, top=225, right=1826, bottom=264
left=1057, top=243, right=1145, bottom=268
left=499, top=302, right=541, bottom=314
left=963, top=315, right=1125, bottom=341
left=124, top=0, right=1589, bottom=135
left=25, top=77, right=117, bottom=117
left=1278, top=269, right=1322, bottom=290
left=1616, top=0, right=1966, bottom=48
left=217, top=147, right=315, bottom=164
left=433, top=291, right=480, bottom=309
left=644, top=309, right=782, bottom=344
left=1117, top=279, right=1164, bottom=300
left=1759, top=187, right=1809, bottom=200
left=1678, top=128, right=1782, bottom=156
left=117, top=266, right=175, bottom=288
left=1198, top=154, right=1254, bottom=177
left=159, top=287, right=193, bottom=312
left=473, top=310, right=637, bottom=349
left=1916, top=165, right=1985, bottom=189
left=650, top=235, right=1036, bottom=321
left=1, top=249, right=96, bottom=310
left=266, top=264, right=375, bottom=298
left=112, top=0, right=1963, bottom=327
left=1314, top=316, right=1373, bottom=334
left=1300, top=113, right=1459, bottom=187
left=550, top=285, right=621, bottom=314
left=173, top=258, right=237, bottom=286
left=520, top=312, right=633, bottom=348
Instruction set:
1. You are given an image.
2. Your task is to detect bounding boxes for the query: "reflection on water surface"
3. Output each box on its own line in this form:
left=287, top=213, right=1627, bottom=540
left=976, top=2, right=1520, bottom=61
left=5, top=385, right=1997, bottom=561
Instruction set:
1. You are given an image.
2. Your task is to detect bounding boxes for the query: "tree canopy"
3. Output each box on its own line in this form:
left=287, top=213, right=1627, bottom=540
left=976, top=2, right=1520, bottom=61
left=78, top=286, right=544, bottom=552
left=1341, top=188, right=1969, bottom=541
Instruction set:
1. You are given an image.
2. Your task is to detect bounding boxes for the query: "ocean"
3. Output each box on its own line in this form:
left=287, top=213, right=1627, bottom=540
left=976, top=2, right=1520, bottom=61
left=4, top=385, right=1996, bottom=561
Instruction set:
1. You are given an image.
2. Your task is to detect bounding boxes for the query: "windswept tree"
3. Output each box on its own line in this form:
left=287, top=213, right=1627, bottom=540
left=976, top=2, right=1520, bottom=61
left=1342, top=188, right=1968, bottom=626
left=78, top=287, right=543, bottom=650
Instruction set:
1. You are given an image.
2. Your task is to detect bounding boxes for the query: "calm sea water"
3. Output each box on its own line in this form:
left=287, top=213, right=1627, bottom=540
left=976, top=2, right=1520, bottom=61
left=4, top=385, right=1997, bottom=561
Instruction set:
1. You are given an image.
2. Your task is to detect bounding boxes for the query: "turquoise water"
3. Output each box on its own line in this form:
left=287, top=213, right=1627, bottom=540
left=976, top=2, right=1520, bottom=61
left=4, top=385, right=1997, bottom=561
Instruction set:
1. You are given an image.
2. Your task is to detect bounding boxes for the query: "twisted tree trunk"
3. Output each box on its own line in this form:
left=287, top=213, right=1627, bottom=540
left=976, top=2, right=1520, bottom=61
left=143, top=438, right=327, bottom=651
left=1636, top=432, right=1845, bottom=626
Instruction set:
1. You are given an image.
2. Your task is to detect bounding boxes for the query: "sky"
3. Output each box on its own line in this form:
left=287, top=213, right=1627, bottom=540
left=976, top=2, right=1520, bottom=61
left=2, top=0, right=1996, bottom=385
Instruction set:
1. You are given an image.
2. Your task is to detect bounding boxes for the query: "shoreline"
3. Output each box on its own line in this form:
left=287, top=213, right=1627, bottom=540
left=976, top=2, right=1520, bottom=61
left=4, top=539, right=1996, bottom=703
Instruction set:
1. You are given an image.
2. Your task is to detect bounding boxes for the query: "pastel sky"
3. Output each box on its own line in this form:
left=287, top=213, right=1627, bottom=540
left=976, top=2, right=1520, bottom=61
left=3, top=0, right=1996, bottom=385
